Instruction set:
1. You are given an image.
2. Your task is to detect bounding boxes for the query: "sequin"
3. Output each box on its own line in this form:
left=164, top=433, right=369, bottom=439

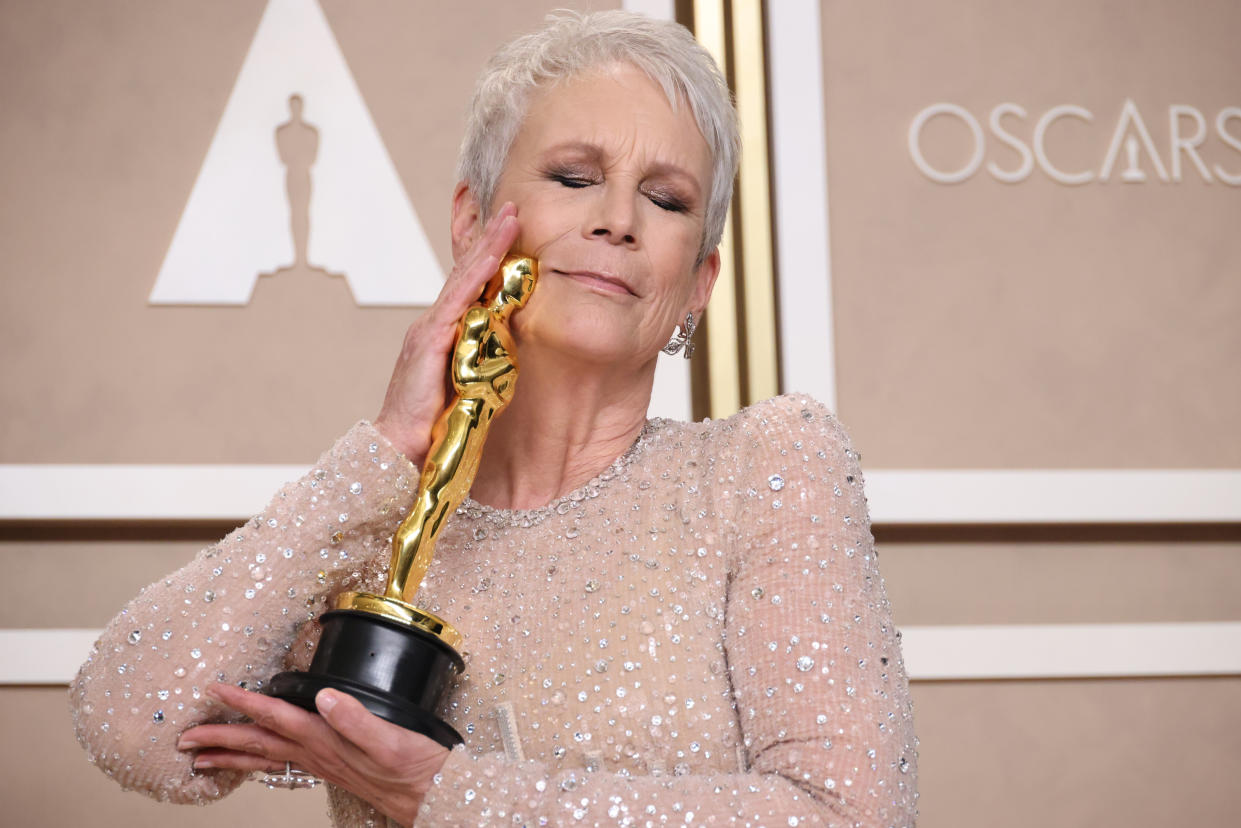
left=69, top=398, right=916, bottom=827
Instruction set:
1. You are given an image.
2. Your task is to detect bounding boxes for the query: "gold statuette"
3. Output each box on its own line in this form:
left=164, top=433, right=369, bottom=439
left=269, top=255, right=537, bottom=746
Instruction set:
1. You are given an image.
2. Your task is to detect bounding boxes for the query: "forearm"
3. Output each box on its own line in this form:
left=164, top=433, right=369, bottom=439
left=69, top=421, right=417, bottom=803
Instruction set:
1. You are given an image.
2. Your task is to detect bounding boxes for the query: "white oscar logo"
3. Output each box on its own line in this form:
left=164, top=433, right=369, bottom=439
left=909, top=99, right=1241, bottom=186
left=149, top=0, right=442, bottom=306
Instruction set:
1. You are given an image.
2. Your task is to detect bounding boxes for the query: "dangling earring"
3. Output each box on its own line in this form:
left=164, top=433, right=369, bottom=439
left=662, top=312, right=697, bottom=359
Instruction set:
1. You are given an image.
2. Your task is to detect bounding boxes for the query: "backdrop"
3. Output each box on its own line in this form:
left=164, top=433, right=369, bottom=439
left=1, top=1, right=1238, bottom=825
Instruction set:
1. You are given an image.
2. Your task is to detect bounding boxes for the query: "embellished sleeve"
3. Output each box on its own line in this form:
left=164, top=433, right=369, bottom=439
left=68, top=422, right=417, bottom=804
left=721, top=395, right=918, bottom=824
left=413, top=396, right=917, bottom=827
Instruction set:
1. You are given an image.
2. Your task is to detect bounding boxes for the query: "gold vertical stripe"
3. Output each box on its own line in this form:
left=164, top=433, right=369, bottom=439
left=729, top=0, right=779, bottom=403
left=693, top=0, right=742, bottom=418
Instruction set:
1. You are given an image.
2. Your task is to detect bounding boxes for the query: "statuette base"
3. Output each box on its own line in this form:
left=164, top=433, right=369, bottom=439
left=269, top=608, right=465, bottom=747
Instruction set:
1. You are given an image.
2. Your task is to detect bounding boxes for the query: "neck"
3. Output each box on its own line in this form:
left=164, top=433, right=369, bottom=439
left=468, top=345, right=655, bottom=510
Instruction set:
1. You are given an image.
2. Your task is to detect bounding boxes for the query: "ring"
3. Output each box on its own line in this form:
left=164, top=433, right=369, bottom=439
left=260, top=760, right=321, bottom=790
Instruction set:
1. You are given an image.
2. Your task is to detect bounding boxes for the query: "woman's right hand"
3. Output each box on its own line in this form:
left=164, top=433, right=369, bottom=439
left=373, top=202, right=519, bottom=464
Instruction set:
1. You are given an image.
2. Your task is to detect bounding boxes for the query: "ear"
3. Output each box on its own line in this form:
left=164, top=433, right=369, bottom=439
left=687, top=247, right=721, bottom=316
left=450, top=181, right=483, bottom=262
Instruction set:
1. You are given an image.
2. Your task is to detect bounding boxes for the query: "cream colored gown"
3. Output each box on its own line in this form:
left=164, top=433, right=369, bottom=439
left=71, top=395, right=918, bottom=826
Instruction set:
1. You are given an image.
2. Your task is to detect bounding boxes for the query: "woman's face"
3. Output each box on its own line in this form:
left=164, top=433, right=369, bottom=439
left=453, top=63, right=719, bottom=370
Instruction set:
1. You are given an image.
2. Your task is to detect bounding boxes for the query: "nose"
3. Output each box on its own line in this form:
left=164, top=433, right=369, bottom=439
left=584, top=184, right=639, bottom=246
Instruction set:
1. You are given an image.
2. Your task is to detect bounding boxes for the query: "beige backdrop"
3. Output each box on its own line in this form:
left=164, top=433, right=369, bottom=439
left=823, top=0, right=1241, bottom=469
left=2, top=1, right=1239, bottom=826
left=0, top=1, right=617, bottom=825
left=814, top=1, right=1241, bottom=826
left=1, top=0, right=606, bottom=465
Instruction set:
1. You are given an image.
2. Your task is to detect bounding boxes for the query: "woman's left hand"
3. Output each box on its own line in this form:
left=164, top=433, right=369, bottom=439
left=178, top=683, right=450, bottom=825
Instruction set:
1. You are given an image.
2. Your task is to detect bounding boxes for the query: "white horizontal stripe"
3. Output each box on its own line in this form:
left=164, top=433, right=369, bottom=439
left=899, top=622, right=1241, bottom=680
left=865, top=469, right=1241, bottom=523
left=5, top=623, right=1239, bottom=685
left=2, top=629, right=100, bottom=684
left=0, top=464, right=306, bottom=520
left=1, top=466, right=1239, bottom=523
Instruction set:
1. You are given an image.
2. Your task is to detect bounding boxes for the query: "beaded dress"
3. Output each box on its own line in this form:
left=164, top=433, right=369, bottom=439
left=70, top=394, right=918, bottom=826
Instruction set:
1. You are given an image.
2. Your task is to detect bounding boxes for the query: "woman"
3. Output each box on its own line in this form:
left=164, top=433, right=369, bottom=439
left=71, top=11, right=917, bottom=827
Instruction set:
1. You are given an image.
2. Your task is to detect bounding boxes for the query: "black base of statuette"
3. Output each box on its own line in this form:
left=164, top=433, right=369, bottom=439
left=268, top=609, right=465, bottom=748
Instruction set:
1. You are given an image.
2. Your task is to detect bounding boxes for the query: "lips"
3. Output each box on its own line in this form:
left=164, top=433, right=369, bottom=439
left=551, top=268, right=637, bottom=296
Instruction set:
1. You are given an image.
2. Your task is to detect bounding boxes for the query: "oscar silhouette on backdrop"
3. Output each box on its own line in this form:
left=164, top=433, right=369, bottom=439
left=275, top=94, right=322, bottom=271
left=254, top=92, right=349, bottom=303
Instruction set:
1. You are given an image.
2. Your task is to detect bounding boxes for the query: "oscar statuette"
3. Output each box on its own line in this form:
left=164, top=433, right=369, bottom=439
left=268, top=255, right=538, bottom=747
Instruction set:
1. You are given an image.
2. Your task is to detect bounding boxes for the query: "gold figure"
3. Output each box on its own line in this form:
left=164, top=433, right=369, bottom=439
left=335, top=256, right=537, bottom=648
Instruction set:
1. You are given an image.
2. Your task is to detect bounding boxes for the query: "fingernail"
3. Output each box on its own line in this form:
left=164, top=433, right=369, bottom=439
left=177, top=736, right=197, bottom=750
left=205, top=685, right=222, bottom=701
left=316, top=689, right=337, bottom=713
left=193, top=757, right=213, bottom=769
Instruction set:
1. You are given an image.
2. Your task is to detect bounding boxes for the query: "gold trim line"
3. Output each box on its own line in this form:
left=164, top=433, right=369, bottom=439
left=334, top=591, right=463, bottom=650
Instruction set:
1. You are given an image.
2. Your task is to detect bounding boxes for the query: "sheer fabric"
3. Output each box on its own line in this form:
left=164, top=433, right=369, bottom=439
left=71, top=395, right=917, bottom=826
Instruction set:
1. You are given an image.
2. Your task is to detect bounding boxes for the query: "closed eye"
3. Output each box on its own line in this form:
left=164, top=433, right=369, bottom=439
left=645, top=191, right=689, bottom=213
left=546, top=166, right=597, bottom=189
left=552, top=174, right=591, bottom=188
left=545, top=162, right=692, bottom=213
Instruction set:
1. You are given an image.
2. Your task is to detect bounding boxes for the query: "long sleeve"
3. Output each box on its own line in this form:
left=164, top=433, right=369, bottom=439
left=68, top=422, right=418, bottom=804
left=722, top=396, right=917, bottom=824
left=413, top=396, right=917, bottom=827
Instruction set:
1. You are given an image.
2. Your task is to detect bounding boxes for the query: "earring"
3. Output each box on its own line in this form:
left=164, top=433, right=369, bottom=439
left=661, top=312, right=697, bottom=359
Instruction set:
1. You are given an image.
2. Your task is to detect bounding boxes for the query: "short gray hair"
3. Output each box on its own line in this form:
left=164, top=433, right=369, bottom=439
left=457, top=10, right=739, bottom=264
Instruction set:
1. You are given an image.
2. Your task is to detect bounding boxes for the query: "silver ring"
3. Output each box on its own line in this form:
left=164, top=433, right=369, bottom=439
left=261, top=761, right=321, bottom=790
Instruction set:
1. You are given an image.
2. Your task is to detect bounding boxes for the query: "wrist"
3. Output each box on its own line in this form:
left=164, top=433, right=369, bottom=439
left=372, top=416, right=427, bottom=466
left=405, top=744, right=452, bottom=825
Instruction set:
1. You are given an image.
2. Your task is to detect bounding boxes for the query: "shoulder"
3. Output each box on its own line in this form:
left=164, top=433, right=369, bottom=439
left=732, top=393, right=839, bottom=429
left=646, top=394, right=854, bottom=466
left=708, top=394, right=866, bottom=519
left=711, top=393, right=854, bottom=461
left=637, top=395, right=861, bottom=491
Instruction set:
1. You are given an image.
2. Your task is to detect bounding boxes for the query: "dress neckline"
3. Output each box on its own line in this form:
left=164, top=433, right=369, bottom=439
left=458, top=417, right=667, bottom=527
